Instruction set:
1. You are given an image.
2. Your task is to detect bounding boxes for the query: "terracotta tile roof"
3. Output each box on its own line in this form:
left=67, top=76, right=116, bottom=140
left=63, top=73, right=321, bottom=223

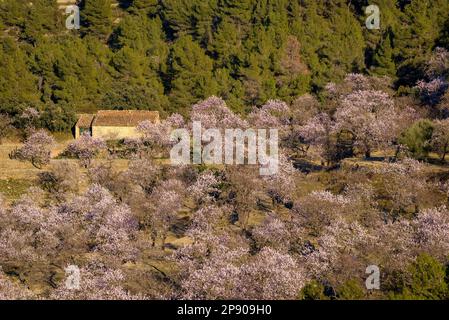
left=91, top=110, right=160, bottom=127
left=76, top=114, right=95, bottom=128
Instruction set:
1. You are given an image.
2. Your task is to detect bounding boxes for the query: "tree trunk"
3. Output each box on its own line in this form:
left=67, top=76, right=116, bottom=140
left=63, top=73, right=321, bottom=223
left=394, top=145, right=401, bottom=160
left=365, top=149, right=371, bottom=159
left=442, top=144, right=448, bottom=162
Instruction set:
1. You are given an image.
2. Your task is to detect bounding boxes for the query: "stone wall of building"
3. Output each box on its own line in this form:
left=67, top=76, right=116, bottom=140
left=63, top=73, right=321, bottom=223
left=91, top=126, right=141, bottom=140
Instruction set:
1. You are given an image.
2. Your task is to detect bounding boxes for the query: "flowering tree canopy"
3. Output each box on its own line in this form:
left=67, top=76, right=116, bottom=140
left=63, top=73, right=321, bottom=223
left=65, top=133, right=106, bottom=167
left=14, top=129, right=55, bottom=168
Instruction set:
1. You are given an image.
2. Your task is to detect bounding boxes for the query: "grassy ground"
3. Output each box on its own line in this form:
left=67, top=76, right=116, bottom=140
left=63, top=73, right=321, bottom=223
left=0, top=143, right=41, bottom=202
left=0, top=138, right=134, bottom=202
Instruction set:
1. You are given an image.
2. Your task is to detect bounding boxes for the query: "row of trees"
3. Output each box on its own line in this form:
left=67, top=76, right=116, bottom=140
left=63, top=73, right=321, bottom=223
left=2, top=0, right=449, bottom=130
left=9, top=71, right=449, bottom=170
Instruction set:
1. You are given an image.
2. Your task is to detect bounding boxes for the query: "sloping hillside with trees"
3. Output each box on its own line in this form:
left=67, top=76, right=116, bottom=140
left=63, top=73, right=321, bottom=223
left=3, top=0, right=449, bottom=301
left=1, top=0, right=449, bottom=125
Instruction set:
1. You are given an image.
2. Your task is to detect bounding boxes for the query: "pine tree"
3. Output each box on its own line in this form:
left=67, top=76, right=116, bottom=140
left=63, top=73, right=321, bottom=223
left=276, top=35, right=311, bottom=103
left=129, top=0, right=160, bottom=16
left=109, top=44, right=166, bottom=111
left=162, top=0, right=217, bottom=45
left=241, top=51, right=277, bottom=106
left=0, top=38, right=40, bottom=115
left=218, top=0, right=253, bottom=34
left=82, top=0, right=113, bottom=39
left=31, top=36, right=111, bottom=112
left=0, top=0, right=28, bottom=29
left=209, top=17, right=245, bottom=74
left=393, top=254, right=449, bottom=299
left=23, top=0, right=60, bottom=44
left=395, top=0, right=449, bottom=86
left=168, top=35, right=217, bottom=114
left=396, top=0, right=448, bottom=62
left=371, top=32, right=396, bottom=77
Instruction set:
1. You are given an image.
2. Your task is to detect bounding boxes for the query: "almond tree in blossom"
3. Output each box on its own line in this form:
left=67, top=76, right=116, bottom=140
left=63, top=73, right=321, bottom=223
left=412, top=206, right=449, bottom=260
left=426, top=47, right=449, bottom=79
left=19, top=107, right=40, bottom=131
left=304, top=218, right=378, bottom=287
left=188, top=204, right=230, bottom=236
left=187, top=170, right=221, bottom=206
left=334, top=90, right=399, bottom=158
left=126, top=157, right=161, bottom=195
left=51, top=262, right=146, bottom=300
left=0, top=189, right=61, bottom=264
left=148, top=179, right=185, bottom=248
left=13, top=129, right=55, bottom=168
left=177, top=238, right=305, bottom=300
left=293, top=190, right=353, bottom=237
left=247, top=100, right=291, bottom=131
left=296, top=113, right=335, bottom=163
left=416, top=47, right=449, bottom=109
left=64, top=184, right=139, bottom=261
left=416, top=78, right=449, bottom=107
left=374, top=158, right=428, bottom=218
left=0, top=272, right=35, bottom=300
left=237, top=247, right=305, bottom=300
left=65, top=133, right=106, bottom=167
left=251, top=214, right=294, bottom=251
left=190, top=96, right=247, bottom=129
left=224, top=166, right=263, bottom=229
left=136, top=113, right=185, bottom=156
left=176, top=238, right=247, bottom=299
left=263, top=153, right=298, bottom=205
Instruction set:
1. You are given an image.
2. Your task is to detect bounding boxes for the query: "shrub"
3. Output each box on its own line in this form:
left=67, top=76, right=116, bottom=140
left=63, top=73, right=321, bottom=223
left=399, top=120, right=434, bottom=160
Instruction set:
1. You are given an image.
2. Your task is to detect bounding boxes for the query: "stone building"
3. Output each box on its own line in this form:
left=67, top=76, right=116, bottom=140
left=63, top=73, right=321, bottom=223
left=56, top=0, right=78, bottom=10
left=75, top=110, right=160, bottom=140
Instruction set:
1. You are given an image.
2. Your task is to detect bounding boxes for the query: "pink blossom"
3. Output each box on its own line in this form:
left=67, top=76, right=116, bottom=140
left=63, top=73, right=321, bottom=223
left=263, top=154, right=297, bottom=203
left=248, top=100, right=291, bottom=129
left=334, top=90, right=399, bottom=156
left=190, top=96, right=247, bottom=129
left=237, top=247, right=305, bottom=300
left=416, top=77, right=448, bottom=106
left=51, top=263, right=146, bottom=300
left=252, top=214, right=291, bottom=250
left=412, top=206, right=449, bottom=258
left=14, top=130, right=55, bottom=168
left=66, top=134, right=106, bottom=167
left=187, top=171, right=220, bottom=205
left=0, top=272, right=36, bottom=300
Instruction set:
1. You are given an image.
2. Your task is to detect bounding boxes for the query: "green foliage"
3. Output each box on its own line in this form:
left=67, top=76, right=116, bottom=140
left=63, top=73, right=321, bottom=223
left=336, top=279, right=366, bottom=300
left=2, top=0, right=449, bottom=132
left=290, top=0, right=365, bottom=90
left=0, top=38, right=40, bottom=115
left=399, top=120, right=435, bottom=160
left=30, top=36, right=110, bottom=111
left=38, top=103, right=76, bottom=132
left=101, top=79, right=168, bottom=112
left=0, top=0, right=28, bottom=29
left=168, top=35, right=217, bottom=114
left=82, top=0, right=113, bottom=39
left=392, top=254, right=449, bottom=300
left=300, top=280, right=329, bottom=300
left=23, top=0, right=60, bottom=44
left=395, top=0, right=449, bottom=86
left=129, top=0, right=160, bottom=16
left=371, top=32, right=396, bottom=77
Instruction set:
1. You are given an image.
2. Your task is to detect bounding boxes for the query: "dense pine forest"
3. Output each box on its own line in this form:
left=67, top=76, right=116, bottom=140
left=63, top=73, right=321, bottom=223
left=3, top=0, right=449, bottom=301
left=0, top=0, right=448, bottom=129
